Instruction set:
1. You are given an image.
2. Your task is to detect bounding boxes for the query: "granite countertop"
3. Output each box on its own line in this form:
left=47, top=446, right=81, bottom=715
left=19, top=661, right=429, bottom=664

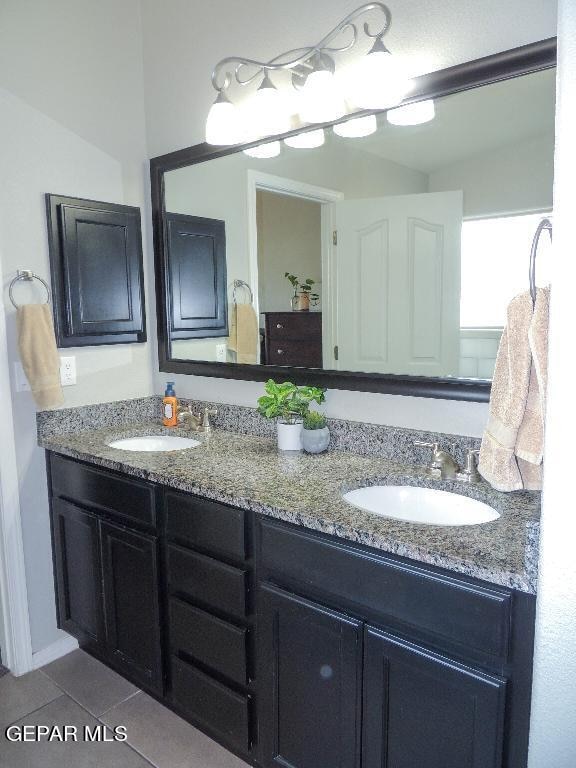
left=38, top=422, right=541, bottom=593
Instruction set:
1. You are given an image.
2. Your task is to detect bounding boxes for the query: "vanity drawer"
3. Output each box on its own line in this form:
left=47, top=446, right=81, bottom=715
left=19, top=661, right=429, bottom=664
left=258, top=518, right=512, bottom=659
left=170, top=598, right=247, bottom=686
left=170, top=656, right=250, bottom=753
left=266, top=339, right=322, bottom=367
left=167, top=543, right=247, bottom=620
left=266, top=312, right=322, bottom=340
left=164, top=490, right=246, bottom=562
left=50, top=453, right=156, bottom=529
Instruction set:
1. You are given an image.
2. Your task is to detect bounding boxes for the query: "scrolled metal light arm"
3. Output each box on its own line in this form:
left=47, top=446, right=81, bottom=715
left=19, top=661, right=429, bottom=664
left=211, top=2, right=392, bottom=92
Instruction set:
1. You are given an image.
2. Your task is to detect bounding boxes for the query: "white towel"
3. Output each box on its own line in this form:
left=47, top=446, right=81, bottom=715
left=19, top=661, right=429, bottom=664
left=478, top=287, right=549, bottom=492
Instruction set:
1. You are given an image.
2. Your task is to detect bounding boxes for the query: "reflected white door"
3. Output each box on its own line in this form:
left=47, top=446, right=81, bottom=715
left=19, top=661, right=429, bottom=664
left=330, top=191, right=463, bottom=376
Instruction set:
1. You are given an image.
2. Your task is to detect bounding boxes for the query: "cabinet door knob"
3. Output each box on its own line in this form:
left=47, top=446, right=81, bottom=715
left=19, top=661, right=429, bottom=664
left=276, top=323, right=283, bottom=329
left=277, top=349, right=284, bottom=355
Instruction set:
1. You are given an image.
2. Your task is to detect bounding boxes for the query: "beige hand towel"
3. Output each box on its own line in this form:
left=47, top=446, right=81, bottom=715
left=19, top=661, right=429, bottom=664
left=16, top=304, right=64, bottom=409
left=227, top=303, right=259, bottom=364
left=478, top=287, right=549, bottom=492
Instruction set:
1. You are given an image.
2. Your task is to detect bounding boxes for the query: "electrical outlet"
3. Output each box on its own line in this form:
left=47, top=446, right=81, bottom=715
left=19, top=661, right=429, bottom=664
left=60, top=356, right=77, bottom=386
left=13, top=362, right=31, bottom=392
left=216, top=343, right=227, bottom=362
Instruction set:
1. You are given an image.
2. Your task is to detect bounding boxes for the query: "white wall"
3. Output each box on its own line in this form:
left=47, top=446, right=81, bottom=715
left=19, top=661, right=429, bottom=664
left=0, top=0, right=153, bottom=656
left=430, top=133, right=554, bottom=218
left=528, top=1, right=576, bottom=764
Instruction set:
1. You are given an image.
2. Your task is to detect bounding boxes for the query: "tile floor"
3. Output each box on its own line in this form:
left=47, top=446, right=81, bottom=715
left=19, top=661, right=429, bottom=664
left=0, top=649, right=249, bottom=767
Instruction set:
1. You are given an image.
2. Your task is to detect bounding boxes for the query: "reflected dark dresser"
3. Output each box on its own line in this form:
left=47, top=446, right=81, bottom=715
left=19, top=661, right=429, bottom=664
left=262, top=312, right=322, bottom=368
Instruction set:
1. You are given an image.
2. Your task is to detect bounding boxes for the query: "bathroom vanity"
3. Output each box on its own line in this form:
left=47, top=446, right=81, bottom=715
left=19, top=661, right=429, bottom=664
left=41, top=414, right=539, bottom=768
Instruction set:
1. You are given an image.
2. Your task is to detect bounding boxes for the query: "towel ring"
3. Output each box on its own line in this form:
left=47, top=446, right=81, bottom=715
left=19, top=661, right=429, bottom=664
left=8, top=270, right=51, bottom=309
left=529, top=218, right=552, bottom=307
left=232, top=279, right=253, bottom=305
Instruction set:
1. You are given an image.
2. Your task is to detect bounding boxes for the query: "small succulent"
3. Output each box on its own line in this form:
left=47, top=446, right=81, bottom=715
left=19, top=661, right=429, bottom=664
left=303, top=410, right=327, bottom=430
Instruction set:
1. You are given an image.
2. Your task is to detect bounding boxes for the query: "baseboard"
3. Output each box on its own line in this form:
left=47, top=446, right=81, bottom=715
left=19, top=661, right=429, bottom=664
left=32, top=634, right=79, bottom=670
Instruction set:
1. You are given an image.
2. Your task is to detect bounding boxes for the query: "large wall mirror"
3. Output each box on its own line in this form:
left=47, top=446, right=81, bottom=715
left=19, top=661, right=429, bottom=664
left=151, top=40, right=556, bottom=401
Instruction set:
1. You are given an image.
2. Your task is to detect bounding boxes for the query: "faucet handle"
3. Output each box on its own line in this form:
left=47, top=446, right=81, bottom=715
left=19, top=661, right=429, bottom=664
left=456, top=448, right=481, bottom=483
left=201, top=407, right=218, bottom=431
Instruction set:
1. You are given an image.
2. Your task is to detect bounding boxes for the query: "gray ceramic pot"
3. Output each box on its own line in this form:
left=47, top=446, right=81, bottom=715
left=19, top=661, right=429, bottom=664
left=302, top=426, right=330, bottom=454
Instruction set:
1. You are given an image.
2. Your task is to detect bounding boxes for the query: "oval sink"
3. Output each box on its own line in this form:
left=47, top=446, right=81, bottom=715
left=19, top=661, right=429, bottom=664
left=342, top=485, right=500, bottom=526
left=107, top=435, right=201, bottom=452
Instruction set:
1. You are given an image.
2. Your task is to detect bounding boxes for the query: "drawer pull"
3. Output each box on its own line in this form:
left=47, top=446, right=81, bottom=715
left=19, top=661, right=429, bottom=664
left=276, top=323, right=284, bottom=329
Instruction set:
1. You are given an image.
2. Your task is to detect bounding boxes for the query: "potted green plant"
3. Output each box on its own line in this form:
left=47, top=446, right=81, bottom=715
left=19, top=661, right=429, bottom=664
left=302, top=410, right=330, bottom=454
left=285, top=273, right=320, bottom=311
left=257, top=379, right=326, bottom=451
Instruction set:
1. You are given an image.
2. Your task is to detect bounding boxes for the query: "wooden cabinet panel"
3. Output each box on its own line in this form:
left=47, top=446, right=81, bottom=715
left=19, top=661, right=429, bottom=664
left=258, top=583, right=362, bottom=768
left=362, top=625, right=506, bottom=768
left=46, top=194, right=146, bottom=346
left=50, top=454, right=156, bottom=530
left=167, top=543, right=247, bottom=620
left=164, top=490, right=246, bottom=562
left=166, top=213, right=227, bottom=339
left=170, top=656, right=250, bottom=753
left=100, top=521, right=163, bottom=693
left=51, top=498, right=104, bottom=651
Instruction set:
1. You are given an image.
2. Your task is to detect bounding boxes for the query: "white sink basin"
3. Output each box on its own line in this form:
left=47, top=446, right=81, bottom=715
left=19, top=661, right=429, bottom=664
left=342, top=485, right=500, bottom=526
left=107, top=435, right=201, bottom=452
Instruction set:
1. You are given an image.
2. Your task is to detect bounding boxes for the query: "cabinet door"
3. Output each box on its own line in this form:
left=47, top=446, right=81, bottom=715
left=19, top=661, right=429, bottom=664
left=363, top=626, right=506, bottom=768
left=100, top=521, right=163, bottom=693
left=51, top=498, right=104, bottom=651
left=258, top=583, right=362, bottom=768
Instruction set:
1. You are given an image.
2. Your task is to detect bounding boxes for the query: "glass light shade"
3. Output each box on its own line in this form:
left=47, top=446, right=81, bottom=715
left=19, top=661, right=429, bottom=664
left=243, top=141, right=281, bottom=159
left=298, top=69, right=346, bottom=124
left=341, top=50, right=413, bottom=110
left=284, top=129, right=325, bottom=148
left=333, top=114, right=377, bottom=138
left=205, top=97, right=243, bottom=145
left=243, top=77, right=291, bottom=140
left=387, top=99, right=435, bottom=126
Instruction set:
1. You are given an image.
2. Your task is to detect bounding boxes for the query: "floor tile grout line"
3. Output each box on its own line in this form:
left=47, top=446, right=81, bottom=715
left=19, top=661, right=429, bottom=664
left=2, top=692, right=68, bottom=729
left=97, top=688, right=142, bottom=718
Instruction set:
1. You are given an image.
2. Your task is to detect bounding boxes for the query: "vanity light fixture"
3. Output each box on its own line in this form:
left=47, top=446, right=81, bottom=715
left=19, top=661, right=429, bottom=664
left=333, top=114, right=378, bottom=137
left=243, top=141, right=281, bottom=159
left=387, top=98, right=435, bottom=125
left=284, top=129, right=325, bottom=149
left=206, top=2, right=411, bottom=146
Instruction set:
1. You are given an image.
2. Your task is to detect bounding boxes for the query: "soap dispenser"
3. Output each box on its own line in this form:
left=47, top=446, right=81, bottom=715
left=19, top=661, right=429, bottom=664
left=163, top=382, right=178, bottom=427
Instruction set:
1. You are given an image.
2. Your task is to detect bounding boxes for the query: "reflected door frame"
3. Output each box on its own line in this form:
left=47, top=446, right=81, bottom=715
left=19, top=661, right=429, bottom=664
left=246, top=171, right=343, bottom=365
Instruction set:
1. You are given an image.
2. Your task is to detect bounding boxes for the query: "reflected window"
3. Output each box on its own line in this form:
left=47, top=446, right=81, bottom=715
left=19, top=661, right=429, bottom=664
left=460, top=212, right=553, bottom=328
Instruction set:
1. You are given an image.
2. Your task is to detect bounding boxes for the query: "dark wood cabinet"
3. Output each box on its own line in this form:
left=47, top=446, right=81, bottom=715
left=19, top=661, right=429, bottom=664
left=100, top=521, right=163, bottom=693
left=362, top=626, right=506, bottom=768
left=47, top=452, right=534, bottom=768
left=258, top=583, right=362, bottom=768
left=51, top=498, right=104, bottom=652
left=263, top=312, right=322, bottom=367
left=166, top=213, right=228, bottom=340
left=46, top=194, right=146, bottom=347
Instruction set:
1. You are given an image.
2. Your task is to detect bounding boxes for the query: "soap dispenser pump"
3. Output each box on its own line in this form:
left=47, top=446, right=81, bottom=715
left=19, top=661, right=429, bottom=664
left=163, top=382, right=178, bottom=427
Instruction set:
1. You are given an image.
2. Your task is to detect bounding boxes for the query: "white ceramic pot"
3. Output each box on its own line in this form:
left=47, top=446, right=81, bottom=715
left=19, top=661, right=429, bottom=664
left=277, top=421, right=303, bottom=452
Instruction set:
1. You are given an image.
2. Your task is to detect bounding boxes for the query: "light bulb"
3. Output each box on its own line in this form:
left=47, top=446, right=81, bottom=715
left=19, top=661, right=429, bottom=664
left=333, top=115, right=377, bottom=138
left=243, top=141, right=281, bottom=159
left=387, top=99, right=435, bottom=126
left=205, top=92, right=243, bottom=145
left=339, top=39, right=413, bottom=110
left=284, top=129, right=325, bottom=149
left=298, top=66, right=346, bottom=124
left=243, top=74, right=291, bottom=141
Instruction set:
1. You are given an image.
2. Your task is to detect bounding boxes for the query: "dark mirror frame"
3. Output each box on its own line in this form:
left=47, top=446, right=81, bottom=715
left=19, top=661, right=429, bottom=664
left=150, top=37, right=556, bottom=402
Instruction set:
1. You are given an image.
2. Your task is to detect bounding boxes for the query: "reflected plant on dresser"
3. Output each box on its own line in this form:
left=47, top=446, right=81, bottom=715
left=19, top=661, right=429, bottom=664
left=257, top=379, right=326, bottom=452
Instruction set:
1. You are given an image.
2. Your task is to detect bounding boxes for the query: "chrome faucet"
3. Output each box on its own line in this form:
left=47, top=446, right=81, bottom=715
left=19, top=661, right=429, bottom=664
left=456, top=449, right=481, bottom=483
left=177, top=405, right=202, bottom=430
left=415, top=441, right=460, bottom=480
left=199, top=407, right=218, bottom=434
